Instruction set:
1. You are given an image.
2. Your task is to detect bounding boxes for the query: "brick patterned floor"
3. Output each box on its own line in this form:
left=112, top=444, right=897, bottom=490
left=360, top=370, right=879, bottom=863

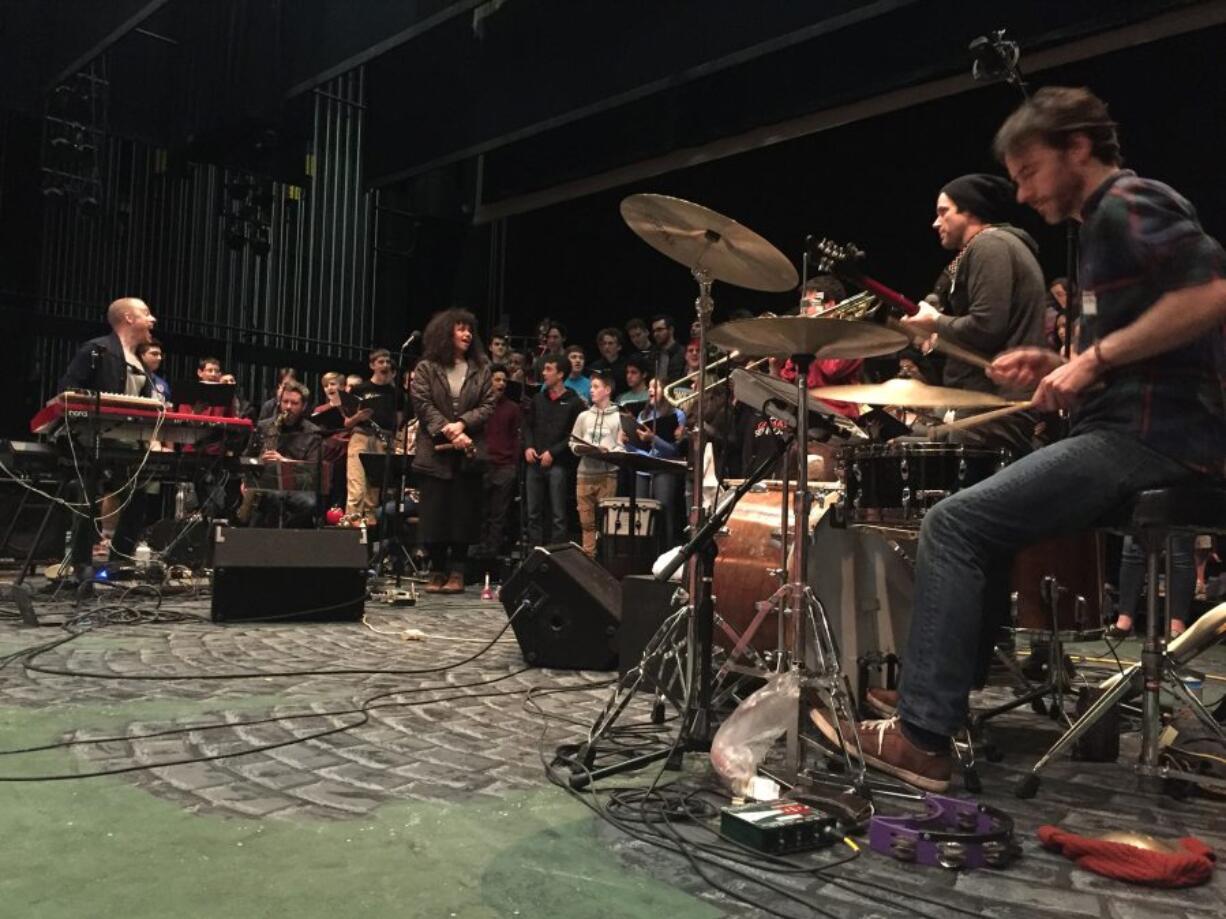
left=1, top=587, right=1224, bottom=917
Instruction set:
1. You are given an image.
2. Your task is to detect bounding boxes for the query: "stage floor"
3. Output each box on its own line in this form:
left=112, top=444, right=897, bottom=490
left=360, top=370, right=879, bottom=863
left=1, top=583, right=1224, bottom=918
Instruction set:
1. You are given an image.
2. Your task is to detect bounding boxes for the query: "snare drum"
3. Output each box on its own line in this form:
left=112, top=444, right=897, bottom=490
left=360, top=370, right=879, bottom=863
left=840, top=442, right=1009, bottom=525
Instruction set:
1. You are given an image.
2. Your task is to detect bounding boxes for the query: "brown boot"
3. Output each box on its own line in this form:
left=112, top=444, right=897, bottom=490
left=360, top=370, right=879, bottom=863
left=424, top=572, right=447, bottom=593
left=809, top=710, right=951, bottom=793
left=865, top=688, right=900, bottom=718
left=441, top=572, right=465, bottom=594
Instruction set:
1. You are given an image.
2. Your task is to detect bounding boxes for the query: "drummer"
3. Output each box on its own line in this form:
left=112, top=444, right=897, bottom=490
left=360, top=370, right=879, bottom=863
left=811, top=86, right=1226, bottom=793
left=898, top=172, right=1050, bottom=455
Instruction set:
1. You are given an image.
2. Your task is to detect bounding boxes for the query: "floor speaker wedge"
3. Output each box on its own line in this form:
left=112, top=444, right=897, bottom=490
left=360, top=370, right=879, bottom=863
left=501, top=543, right=621, bottom=670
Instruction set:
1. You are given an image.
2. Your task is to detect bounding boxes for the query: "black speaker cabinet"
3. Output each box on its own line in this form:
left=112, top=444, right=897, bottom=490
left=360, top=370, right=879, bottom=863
left=618, top=574, right=682, bottom=698
left=211, top=526, right=367, bottom=623
left=147, top=517, right=209, bottom=568
left=501, top=542, right=621, bottom=670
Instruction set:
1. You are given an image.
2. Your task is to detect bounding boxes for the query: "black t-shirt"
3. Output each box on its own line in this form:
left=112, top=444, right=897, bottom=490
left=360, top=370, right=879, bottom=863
left=350, top=381, right=398, bottom=433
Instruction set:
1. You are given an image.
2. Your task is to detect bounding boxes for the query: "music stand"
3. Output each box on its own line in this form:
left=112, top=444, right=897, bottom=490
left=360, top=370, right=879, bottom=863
left=571, top=446, right=687, bottom=577
left=360, top=451, right=421, bottom=581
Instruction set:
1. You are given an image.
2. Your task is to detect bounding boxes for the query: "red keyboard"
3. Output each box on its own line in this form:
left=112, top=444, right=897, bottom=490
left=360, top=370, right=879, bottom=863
left=31, top=392, right=254, bottom=446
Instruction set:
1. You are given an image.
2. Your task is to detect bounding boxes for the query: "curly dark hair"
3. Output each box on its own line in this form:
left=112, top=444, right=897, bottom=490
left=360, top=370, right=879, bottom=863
left=421, top=308, right=487, bottom=368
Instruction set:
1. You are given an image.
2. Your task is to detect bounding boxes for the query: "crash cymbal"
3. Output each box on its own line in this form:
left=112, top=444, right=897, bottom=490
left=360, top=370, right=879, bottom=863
left=808, top=377, right=1014, bottom=409
left=707, top=316, right=907, bottom=359
left=620, top=194, right=799, bottom=292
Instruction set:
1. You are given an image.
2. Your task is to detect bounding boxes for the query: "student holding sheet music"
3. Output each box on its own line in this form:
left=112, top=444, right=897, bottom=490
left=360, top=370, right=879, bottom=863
left=621, top=378, right=685, bottom=548
left=569, top=370, right=621, bottom=558
left=345, top=348, right=398, bottom=525
left=312, top=372, right=352, bottom=509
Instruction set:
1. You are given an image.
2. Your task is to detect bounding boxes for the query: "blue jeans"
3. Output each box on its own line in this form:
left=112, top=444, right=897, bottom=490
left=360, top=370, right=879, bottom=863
left=1117, top=533, right=1195, bottom=623
left=525, top=462, right=569, bottom=547
left=898, top=429, right=1196, bottom=737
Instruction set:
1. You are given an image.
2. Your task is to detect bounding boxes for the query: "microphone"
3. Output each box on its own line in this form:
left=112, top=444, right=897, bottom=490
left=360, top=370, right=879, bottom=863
left=399, top=330, right=421, bottom=351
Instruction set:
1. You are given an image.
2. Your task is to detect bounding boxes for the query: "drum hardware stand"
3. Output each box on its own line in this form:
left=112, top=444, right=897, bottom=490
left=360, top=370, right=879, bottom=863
left=973, top=577, right=1095, bottom=736
left=1016, top=550, right=1226, bottom=799
left=562, top=449, right=783, bottom=789
left=770, top=353, right=868, bottom=795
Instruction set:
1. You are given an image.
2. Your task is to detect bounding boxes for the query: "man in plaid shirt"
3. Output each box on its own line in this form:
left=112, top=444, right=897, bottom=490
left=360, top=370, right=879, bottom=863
left=810, top=87, right=1226, bottom=792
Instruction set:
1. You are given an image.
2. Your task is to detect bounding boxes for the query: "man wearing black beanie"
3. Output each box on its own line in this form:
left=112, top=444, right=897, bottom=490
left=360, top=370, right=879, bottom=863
left=900, top=172, right=1048, bottom=454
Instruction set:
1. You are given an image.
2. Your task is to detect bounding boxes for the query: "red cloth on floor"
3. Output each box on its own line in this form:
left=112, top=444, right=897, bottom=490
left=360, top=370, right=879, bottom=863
left=1037, top=824, right=1215, bottom=887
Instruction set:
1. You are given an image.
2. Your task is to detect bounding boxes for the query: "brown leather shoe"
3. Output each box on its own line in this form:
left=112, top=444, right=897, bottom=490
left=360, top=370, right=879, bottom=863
left=441, top=572, right=465, bottom=594
left=865, top=688, right=899, bottom=718
left=809, top=710, right=951, bottom=793
left=424, top=572, right=447, bottom=593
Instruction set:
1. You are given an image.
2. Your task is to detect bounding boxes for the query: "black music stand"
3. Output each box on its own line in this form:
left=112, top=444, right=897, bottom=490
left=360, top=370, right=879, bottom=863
left=360, top=451, right=420, bottom=581
left=570, top=446, right=687, bottom=576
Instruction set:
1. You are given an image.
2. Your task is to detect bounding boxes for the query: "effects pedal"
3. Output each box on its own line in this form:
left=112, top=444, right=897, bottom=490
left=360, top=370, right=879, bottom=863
left=720, top=799, right=838, bottom=854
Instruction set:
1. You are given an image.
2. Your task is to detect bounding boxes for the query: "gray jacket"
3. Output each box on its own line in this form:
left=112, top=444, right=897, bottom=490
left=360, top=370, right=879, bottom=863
left=410, top=358, right=496, bottom=479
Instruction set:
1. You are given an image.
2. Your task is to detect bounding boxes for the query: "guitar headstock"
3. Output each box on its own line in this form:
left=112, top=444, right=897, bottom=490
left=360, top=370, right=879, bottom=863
left=811, top=238, right=866, bottom=275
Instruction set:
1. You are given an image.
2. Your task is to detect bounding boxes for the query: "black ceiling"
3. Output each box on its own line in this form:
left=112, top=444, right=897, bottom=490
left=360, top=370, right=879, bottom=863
left=0, top=0, right=1214, bottom=200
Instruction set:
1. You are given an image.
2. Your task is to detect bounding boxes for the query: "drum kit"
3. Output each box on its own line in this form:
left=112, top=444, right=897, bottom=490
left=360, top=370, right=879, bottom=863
left=571, top=193, right=1033, bottom=795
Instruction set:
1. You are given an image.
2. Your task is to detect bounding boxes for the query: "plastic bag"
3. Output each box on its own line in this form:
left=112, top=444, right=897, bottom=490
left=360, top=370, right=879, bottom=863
left=710, top=668, right=801, bottom=797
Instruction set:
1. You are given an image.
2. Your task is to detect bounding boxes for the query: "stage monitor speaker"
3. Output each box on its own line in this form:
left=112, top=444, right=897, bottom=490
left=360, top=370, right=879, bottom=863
left=211, top=526, right=367, bottom=623
left=501, top=543, right=621, bottom=670
left=618, top=574, right=681, bottom=700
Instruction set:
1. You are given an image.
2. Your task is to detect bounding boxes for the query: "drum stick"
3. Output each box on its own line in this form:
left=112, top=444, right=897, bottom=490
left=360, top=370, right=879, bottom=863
left=886, top=318, right=993, bottom=371
left=928, top=400, right=1035, bottom=435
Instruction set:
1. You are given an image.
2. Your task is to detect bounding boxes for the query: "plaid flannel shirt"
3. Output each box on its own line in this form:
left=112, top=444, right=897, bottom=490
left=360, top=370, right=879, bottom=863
left=1073, top=170, right=1226, bottom=475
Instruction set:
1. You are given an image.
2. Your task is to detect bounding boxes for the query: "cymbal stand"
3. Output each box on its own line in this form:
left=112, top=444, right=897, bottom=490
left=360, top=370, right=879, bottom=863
left=777, top=353, right=868, bottom=793
left=685, top=262, right=716, bottom=744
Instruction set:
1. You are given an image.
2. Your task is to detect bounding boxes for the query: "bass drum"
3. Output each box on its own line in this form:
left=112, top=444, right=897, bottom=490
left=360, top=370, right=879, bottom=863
left=1012, top=531, right=1104, bottom=636
left=711, top=481, right=840, bottom=655
left=807, top=517, right=917, bottom=702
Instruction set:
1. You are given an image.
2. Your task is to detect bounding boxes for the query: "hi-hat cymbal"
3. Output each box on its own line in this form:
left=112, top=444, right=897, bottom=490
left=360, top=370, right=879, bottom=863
left=729, top=368, right=868, bottom=442
left=808, top=377, right=1014, bottom=409
left=707, top=316, right=907, bottom=359
left=620, top=194, right=799, bottom=292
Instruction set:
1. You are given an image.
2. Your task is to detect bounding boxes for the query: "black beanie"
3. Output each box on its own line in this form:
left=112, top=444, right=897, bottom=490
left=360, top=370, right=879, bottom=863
left=941, top=173, right=1018, bottom=225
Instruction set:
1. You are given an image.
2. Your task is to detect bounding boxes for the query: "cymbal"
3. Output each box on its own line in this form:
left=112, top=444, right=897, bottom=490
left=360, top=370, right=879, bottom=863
left=808, top=377, right=1014, bottom=409
left=729, top=368, right=868, bottom=442
left=707, top=316, right=907, bottom=359
left=620, top=194, right=799, bottom=292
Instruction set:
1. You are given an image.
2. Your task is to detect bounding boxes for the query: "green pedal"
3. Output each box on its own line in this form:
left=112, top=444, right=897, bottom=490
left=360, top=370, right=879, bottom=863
left=720, top=799, right=838, bottom=854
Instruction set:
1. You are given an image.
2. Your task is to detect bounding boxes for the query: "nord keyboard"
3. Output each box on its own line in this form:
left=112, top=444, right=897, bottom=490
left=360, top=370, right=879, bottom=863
left=30, top=392, right=253, bottom=446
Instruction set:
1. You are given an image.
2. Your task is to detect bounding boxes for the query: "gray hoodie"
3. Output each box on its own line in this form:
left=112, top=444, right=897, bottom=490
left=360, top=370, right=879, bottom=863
left=934, top=224, right=1048, bottom=398
left=571, top=403, right=622, bottom=478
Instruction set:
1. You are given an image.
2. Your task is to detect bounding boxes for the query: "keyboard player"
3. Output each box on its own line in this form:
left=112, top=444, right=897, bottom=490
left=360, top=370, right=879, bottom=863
left=58, top=297, right=157, bottom=580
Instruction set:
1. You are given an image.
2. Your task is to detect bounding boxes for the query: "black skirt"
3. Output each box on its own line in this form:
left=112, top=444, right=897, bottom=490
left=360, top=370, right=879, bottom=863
left=416, top=469, right=484, bottom=544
